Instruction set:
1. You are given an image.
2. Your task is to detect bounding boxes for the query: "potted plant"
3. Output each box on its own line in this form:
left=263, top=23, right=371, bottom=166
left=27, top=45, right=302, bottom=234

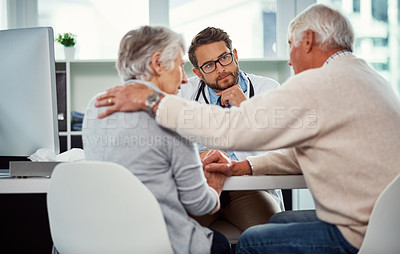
left=56, top=33, right=77, bottom=60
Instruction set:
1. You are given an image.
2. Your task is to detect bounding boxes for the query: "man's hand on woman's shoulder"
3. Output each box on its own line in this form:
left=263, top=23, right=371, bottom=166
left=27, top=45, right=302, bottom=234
left=95, top=83, right=156, bottom=119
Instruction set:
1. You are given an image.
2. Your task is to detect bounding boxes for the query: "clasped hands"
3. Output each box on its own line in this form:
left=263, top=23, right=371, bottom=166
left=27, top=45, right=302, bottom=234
left=201, top=149, right=253, bottom=189
left=200, top=150, right=233, bottom=195
left=200, top=149, right=252, bottom=193
left=201, top=150, right=234, bottom=176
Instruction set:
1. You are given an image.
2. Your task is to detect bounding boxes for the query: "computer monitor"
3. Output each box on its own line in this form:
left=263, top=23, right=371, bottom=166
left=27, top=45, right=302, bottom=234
left=0, top=27, right=60, bottom=170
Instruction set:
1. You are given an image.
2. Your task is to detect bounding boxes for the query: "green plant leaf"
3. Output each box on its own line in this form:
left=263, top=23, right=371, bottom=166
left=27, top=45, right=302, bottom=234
left=55, top=32, right=76, bottom=47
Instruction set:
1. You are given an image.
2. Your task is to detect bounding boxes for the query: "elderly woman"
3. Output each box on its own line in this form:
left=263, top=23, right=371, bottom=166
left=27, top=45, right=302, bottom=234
left=82, top=26, right=231, bottom=254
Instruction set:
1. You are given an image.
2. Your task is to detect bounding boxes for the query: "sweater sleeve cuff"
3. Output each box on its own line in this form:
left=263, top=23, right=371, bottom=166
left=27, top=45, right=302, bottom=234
left=246, top=154, right=270, bottom=175
left=246, top=158, right=255, bottom=175
left=208, top=187, right=221, bottom=215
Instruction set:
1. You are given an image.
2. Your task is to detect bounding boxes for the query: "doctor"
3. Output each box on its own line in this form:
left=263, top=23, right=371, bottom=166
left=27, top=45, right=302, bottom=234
left=179, top=27, right=283, bottom=232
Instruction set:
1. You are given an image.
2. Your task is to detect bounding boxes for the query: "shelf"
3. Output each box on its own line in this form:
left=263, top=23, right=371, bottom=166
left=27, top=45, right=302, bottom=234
left=55, top=59, right=117, bottom=63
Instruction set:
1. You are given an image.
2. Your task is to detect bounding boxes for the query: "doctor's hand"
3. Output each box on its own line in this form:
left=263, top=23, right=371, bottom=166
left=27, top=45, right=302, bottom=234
left=95, top=83, right=159, bottom=119
left=216, top=84, right=246, bottom=107
left=203, top=150, right=252, bottom=176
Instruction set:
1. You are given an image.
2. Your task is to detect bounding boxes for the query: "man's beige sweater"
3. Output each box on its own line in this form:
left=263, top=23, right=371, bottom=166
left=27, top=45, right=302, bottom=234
left=156, top=54, right=400, bottom=249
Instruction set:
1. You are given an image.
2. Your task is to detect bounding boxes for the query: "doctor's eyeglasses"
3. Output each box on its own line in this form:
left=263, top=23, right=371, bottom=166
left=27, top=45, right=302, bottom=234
left=199, top=52, right=234, bottom=74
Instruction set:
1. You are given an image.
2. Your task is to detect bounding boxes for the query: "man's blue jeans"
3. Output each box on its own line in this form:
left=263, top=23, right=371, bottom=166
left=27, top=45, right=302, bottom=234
left=236, top=210, right=359, bottom=254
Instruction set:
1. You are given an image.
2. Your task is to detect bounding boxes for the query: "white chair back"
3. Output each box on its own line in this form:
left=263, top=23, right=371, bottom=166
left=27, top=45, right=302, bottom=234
left=358, top=173, right=400, bottom=254
left=47, top=161, right=173, bottom=254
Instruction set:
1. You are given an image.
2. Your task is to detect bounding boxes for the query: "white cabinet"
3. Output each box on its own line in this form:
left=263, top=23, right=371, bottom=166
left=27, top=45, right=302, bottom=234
left=55, top=59, right=292, bottom=152
left=56, top=60, right=121, bottom=151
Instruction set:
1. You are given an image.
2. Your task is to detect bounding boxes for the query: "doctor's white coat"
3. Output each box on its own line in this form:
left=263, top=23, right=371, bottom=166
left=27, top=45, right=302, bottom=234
left=178, top=70, right=284, bottom=210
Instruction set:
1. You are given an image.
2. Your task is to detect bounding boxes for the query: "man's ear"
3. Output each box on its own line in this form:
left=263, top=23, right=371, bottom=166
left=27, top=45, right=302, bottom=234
left=150, top=52, right=163, bottom=75
left=303, top=29, right=314, bottom=53
left=192, top=67, right=202, bottom=79
left=233, top=48, right=239, bottom=62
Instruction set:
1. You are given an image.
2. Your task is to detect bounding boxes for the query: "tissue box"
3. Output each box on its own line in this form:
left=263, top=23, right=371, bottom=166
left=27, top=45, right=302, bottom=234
left=9, top=161, right=61, bottom=177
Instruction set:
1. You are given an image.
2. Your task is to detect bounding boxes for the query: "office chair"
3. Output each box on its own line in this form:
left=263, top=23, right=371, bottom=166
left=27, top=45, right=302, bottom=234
left=358, top=173, right=400, bottom=254
left=47, top=161, right=173, bottom=254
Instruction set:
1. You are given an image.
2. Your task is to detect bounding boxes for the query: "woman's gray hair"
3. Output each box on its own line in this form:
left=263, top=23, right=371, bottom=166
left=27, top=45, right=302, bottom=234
left=116, top=26, right=185, bottom=81
left=289, top=4, right=354, bottom=52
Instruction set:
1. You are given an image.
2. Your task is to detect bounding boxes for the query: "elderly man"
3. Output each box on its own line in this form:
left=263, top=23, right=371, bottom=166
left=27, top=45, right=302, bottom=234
left=95, top=4, right=400, bottom=253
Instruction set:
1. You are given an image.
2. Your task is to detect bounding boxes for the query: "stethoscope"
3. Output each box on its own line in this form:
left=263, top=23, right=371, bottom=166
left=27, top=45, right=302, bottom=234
left=194, top=73, right=255, bottom=104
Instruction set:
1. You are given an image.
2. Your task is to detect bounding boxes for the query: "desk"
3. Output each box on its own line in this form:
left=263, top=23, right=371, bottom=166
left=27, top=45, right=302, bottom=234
left=0, top=175, right=306, bottom=252
left=223, top=175, right=307, bottom=190
left=0, top=175, right=307, bottom=194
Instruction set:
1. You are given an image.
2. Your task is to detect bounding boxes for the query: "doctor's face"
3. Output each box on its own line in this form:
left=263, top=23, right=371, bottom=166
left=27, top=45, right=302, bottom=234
left=193, top=41, right=239, bottom=92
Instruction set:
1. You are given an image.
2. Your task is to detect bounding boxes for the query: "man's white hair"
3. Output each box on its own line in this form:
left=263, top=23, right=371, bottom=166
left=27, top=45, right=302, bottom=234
left=289, top=4, right=354, bottom=52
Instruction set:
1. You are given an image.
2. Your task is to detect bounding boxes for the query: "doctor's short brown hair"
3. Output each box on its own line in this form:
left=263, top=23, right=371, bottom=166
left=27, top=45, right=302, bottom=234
left=188, top=27, right=232, bottom=69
